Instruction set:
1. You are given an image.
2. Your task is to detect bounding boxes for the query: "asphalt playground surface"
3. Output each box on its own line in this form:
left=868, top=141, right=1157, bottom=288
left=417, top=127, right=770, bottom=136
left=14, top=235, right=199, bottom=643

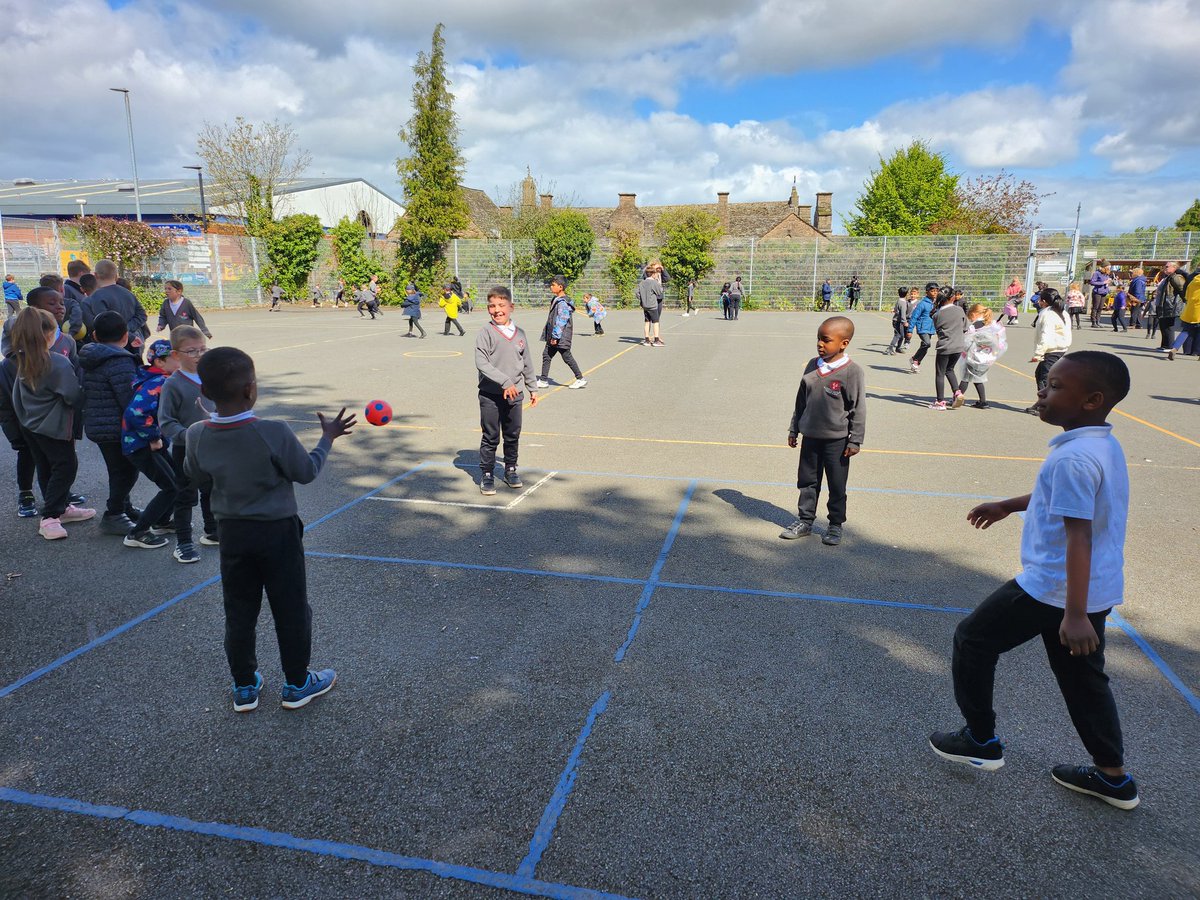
left=2, top=301, right=1198, bottom=899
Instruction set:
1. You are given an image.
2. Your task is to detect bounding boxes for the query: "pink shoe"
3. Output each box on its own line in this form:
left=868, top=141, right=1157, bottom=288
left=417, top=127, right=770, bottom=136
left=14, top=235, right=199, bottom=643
left=39, top=517, right=68, bottom=540
left=60, top=504, right=97, bottom=523
left=929, top=400, right=947, bottom=410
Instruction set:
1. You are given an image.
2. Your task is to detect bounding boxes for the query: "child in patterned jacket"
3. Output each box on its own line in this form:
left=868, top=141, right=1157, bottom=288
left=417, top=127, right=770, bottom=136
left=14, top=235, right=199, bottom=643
left=120, top=339, right=180, bottom=551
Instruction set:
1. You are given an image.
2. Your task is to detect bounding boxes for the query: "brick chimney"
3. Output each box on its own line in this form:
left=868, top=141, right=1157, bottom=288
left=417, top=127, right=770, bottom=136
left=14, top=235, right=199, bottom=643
left=814, top=192, right=833, bottom=233
left=617, top=193, right=637, bottom=212
left=539, top=193, right=553, bottom=211
left=717, top=192, right=730, bottom=232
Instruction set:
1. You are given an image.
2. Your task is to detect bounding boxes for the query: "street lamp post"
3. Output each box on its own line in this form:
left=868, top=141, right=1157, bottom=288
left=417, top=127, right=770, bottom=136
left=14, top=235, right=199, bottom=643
left=109, top=88, right=142, bottom=222
left=76, top=198, right=87, bottom=219
left=183, top=165, right=207, bottom=232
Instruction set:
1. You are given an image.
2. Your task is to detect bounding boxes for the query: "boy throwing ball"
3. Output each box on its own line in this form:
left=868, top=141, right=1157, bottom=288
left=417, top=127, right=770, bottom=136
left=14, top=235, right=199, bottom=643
left=185, top=347, right=355, bottom=712
left=930, top=350, right=1138, bottom=809
left=780, top=316, right=866, bottom=546
left=475, top=286, right=537, bottom=496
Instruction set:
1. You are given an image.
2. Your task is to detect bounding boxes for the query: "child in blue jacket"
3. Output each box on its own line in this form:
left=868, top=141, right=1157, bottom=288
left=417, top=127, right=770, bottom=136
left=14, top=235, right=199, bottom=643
left=907, top=282, right=938, bottom=373
left=121, top=339, right=179, bottom=550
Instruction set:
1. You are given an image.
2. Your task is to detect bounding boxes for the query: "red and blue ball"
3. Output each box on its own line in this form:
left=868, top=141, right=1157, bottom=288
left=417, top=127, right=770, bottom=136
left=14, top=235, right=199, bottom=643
left=365, top=400, right=393, bottom=426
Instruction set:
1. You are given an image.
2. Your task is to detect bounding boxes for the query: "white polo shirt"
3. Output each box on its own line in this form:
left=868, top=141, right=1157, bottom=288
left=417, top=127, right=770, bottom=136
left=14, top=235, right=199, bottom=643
left=1016, top=425, right=1128, bottom=612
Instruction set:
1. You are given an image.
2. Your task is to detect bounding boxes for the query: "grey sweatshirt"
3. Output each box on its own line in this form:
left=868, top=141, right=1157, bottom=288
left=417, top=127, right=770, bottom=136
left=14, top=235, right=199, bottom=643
left=933, top=304, right=969, bottom=354
left=787, top=358, right=866, bottom=445
left=636, top=277, right=664, bottom=309
left=185, top=417, right=332, bottom=521
left=13, top=353, right=83, bottom=440
left=475, top=321, right=537, bottom=395
left=159, top=371, right=209, bottom=444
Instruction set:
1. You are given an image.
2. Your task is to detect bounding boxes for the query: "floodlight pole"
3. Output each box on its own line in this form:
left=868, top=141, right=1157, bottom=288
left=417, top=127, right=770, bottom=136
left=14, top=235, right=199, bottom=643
left=110, top=88, right=143, bottom=221
left=184, top=165, right=207, bottom=232
left=76, top=198, right=87, bottom=219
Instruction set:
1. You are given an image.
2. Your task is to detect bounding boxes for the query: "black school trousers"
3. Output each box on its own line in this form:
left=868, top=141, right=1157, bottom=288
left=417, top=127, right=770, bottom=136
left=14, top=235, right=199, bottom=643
left=796, top=435, right=850, bottom=526
left=96, top=440, right=139, bottom=517
left=952, top=579, right=1124, bottom=768
left=220, top=516, right=311, bottom=687
left=934, top=352, right=961, bottom=402
left=912, top=332, right=933, bottom=364
left=541, top=343, right=582, bottom=380
left=478, top=389, right=522, bottom=473
left=126, top=446, right=178, bottom=532
left=24, top=431, right=77, bottom=519
left=2, top=419, right=35, bottom=494
left=170, top=443, right=215, bottom=542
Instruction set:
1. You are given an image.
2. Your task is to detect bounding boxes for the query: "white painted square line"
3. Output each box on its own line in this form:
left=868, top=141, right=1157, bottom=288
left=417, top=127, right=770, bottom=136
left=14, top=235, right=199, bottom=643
left=366, top=471, right=558, bottom=511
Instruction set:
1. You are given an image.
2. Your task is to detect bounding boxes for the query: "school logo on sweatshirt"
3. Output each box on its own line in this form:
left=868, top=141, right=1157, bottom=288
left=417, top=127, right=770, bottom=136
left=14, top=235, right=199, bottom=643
left=830, top=380, right=842, bottom=392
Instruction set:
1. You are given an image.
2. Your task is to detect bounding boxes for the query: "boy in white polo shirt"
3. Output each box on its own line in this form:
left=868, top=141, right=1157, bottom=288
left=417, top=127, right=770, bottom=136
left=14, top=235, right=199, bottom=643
left=929, top=350, right=1138, bottom=809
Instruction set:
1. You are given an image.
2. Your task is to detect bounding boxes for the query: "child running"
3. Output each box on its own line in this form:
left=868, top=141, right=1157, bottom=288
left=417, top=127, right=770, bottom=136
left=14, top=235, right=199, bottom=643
left=885, top=286, right=912, bottom=355
left=931, top=286, right=969, bottom=410
left=156, top=280, right=212, bottom=337
left=402, top=283, right=425, bottom=337
left=930, top=350, right=1138, bottom=810
left=159, top=325, right=218, bottom=564
left=960, top=304, right=1007, bottom=409
left=475, top=286, right=539, bottom=495
left=538, top=275, right=587, bottom=387
left=185, top=347, right=355, bottom=712
left=10, top=308, right=95, bottom=539
left=780, top=316, right=866, bottom=547
left=906, top=282, right=937, bottom=373
left=438, top=284, right=465, bottom=336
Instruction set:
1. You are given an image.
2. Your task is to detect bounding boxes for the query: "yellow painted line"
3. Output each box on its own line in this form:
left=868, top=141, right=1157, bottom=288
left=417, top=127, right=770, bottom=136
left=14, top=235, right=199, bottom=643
left=525, top=343, right=639, bottom=409
left=403, top=350, right=462, bottom=359
left=995, top=361, right=1200, bottom=449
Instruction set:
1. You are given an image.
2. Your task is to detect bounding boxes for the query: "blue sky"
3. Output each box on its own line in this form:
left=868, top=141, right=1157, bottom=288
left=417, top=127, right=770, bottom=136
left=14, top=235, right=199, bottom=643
left=6, top=0, right=1200, bottom=231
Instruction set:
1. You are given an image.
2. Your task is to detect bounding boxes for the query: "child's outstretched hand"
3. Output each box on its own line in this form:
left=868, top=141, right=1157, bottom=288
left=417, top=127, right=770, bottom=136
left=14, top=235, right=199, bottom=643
left=318, top=407, right=356, bottom=442
left=967, top=502, right=1009, bottom=529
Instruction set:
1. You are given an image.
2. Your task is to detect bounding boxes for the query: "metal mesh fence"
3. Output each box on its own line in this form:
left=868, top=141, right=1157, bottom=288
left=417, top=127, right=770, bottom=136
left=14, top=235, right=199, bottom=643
left=2, top=215, right=1195, bottom=312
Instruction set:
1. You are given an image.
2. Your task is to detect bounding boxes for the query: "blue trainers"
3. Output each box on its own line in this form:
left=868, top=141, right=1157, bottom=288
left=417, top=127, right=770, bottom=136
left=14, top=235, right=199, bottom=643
left=280, top=668, right=337, bottom=709
left=232, top=671, right=263, bottom=713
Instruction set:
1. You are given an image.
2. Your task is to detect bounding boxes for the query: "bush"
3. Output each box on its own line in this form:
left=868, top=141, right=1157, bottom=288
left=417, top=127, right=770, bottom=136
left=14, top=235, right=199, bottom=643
left=130, top=281, right=164, bottom=317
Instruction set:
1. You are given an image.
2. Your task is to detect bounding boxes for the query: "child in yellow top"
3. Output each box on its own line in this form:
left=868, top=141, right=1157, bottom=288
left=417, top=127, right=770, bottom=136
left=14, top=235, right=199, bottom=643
left=439, top=285, right=465, bottom=336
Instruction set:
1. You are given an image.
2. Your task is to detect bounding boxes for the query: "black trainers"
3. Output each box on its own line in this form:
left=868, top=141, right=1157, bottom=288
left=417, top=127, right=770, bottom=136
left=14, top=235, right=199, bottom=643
left=172, top=542, right=200, bottom=564
left=123, top=529, right=169, bottom=549
left=17, top=492, right=38, bottom=518
left=68, top=492, right=86, bottom=506
left=1051, top=764, right=1139, bottom=810
left=504, top=467, right=523, bottom=489
left=822, top=524, right=843, bottom=546
left=929, top=726, right=1005, bottom=771
left=779, top=520, right=813, bottom=539
left=480, top=473, right=496, bottom=496
left=99, top=513, right=136, bottom=535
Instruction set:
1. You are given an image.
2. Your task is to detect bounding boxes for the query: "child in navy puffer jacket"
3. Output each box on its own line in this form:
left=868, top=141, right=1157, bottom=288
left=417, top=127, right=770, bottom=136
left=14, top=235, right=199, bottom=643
left=120, top=339, right=179, bottom=550
left=80, top=310, right=143, bottom=532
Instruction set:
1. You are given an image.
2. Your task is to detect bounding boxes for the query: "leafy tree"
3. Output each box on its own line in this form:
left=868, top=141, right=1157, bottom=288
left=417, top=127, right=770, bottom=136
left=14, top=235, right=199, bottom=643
left=605, top=229, right=643, bottom=305
left=532, top=210, right=595, bottom=284
left=394, top=23, right=469, bottom=293
left=845, top=141, right=959, bottom=236
left=940, top=170, right=1043, bottom=234
left=330, top=216, right=384, bottom=289
left=262, top=214, right=324, bottom=297
left=195, top=116, right=311, bottom=236
left=655, top=209, right=723, bottom=300
left=1175, top=199, right=1200, bottom=231
left=77, top=217, right=169, bottom=276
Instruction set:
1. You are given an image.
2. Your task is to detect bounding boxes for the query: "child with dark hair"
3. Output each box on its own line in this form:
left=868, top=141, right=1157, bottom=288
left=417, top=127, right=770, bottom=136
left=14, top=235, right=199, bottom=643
left=885, top=287, right=911, bottom=355
left=1026, top=287, right=1072, bottom=415
left=80, top=310, right=143, bottom=534
left=907, top=282, right=938, bottom=373
left=402, top=283, right=425, bottom=336
left=438, top=284, right=465, bottom=335
left=780, top=316, right=866, bottom=547
left=157, top=280, right=212, bottom=336
left=931, top=350, right=1139, bottom=811
left=539, top=275, right=587, bottom=385
left=10, top=308, right=94, bottom=539
left=930, top=287, right=968, bottom=410
left=475, top=286, right=539, bottom=495
left=185, top=346, right=355, bottom=712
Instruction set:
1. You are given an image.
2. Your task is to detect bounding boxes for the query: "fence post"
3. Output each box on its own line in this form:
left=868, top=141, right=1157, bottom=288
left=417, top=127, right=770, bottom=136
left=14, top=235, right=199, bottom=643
left=1185, top=231, right=1193, bottom=263
left=1151, top=229, right=1159, bottom=258
left=877, top=236, right=887, bottom=310
left=0, top=210, right=7, bottom=278
left=1022, top=229, right=1038, bottom=312
left=1067, top=226, right=1081, bottom=284
left=810, top=238, right=819, bottom=303
left=249, top=236, right=262, bottom=304
left=747, top=237, right=755, bottom=296
left=508, top=241, right=515, bottom=301
left=211, top=235, right=225, bottom=308
left=453, top=238, right=459, bottom=278
left=951, top=234, right=959, bottom=286
left=51, top=219, right=62, bottom=270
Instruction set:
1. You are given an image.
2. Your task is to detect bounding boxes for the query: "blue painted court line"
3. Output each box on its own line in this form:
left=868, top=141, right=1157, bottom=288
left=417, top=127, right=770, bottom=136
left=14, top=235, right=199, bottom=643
left=422, top=460, right=1000, bottom=500
left=305, top=551, right=647, bottom=587
left=655, top=581, right=973, bottom=615
left=517, top=691, right=612, bottom=879
left=0, top=463, right=430, bottom=702
left=614, top=481, right=698, bottom=663
left=1109, top=610, right=1200, bottom=716
left=0, top=788, right=633, bottom=900
left=0, top=575, right=221, bottom=702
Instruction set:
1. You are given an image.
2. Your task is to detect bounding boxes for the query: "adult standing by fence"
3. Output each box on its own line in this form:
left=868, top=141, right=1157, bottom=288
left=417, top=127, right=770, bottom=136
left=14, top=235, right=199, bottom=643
left=728, top=275, right=744, bottom=320
left=846, top=275, right=862, bottom=311
left=820, top=278, right=833, bottom=311
left=1154, top=261, right=1188, bottom=352
left=1088, top=263, right=1111, bottom=328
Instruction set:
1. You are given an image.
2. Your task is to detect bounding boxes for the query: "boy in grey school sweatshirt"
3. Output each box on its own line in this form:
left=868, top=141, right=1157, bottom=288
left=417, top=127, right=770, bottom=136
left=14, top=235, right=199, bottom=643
left=184, top=346, right=355, bottom=712
left=781, top=316, right=867, bottom=547
left=475, top=285, right=538, bottom=495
